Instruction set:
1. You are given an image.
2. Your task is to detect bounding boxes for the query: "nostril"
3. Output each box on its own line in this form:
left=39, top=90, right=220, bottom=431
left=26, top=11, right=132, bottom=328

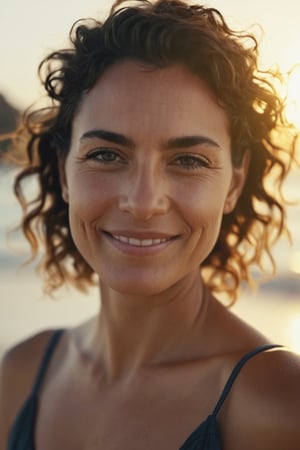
left=118, top=187, right=170, bottom=219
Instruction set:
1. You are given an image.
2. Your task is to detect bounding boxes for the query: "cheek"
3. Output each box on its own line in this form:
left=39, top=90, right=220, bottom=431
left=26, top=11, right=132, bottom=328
left=67, top=172, right=117, bottom=220
left=176, top=179, right=228, bottom=228
left=66, top=173, right=118, bottom=265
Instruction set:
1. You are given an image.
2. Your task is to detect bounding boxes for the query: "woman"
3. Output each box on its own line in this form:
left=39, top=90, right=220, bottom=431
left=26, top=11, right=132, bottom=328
left=1, top=1, right=300, bottom=449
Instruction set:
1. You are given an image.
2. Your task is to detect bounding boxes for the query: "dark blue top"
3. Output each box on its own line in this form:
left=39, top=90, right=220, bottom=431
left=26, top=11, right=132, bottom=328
left=7, top=330, right=281, bottom=450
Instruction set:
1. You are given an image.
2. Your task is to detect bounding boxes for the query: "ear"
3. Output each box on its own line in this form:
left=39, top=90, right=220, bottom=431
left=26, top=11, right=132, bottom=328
left=223, top=151, right=250, bottom=214
left=58, top=156, right=69, bottom=203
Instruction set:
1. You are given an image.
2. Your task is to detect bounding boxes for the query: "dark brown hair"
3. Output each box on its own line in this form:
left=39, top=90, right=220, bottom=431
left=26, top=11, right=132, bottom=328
left=9, top=0, right=298, bottom=301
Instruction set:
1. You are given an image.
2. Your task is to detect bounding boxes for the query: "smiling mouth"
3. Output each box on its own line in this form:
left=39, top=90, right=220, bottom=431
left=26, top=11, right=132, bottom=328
left=103, top=232, right=175, bottom=247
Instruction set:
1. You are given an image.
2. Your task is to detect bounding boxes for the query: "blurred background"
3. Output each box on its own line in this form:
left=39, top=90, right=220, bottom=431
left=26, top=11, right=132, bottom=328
left=0, top=0, right=300, bottom=355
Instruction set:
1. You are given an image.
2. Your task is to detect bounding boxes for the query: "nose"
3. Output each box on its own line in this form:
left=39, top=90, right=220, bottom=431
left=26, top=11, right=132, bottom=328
left=118, top=163, right=170, bottom=220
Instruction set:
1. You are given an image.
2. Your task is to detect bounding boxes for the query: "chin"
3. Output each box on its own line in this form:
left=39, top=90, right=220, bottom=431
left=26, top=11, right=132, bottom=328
left=98, top=270, right=175, bottom=298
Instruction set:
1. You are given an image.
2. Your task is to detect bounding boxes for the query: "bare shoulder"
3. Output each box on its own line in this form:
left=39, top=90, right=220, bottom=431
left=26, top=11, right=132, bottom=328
left=221, top=346, right=300, bottom=450
left=0, top=330, right=58, bottom=449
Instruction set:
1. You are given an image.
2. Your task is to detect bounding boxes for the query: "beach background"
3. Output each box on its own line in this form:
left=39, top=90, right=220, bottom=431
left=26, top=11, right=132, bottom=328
left=0, top=0, right=300, bottom=356
left=0, top=165, right=300, bottom=356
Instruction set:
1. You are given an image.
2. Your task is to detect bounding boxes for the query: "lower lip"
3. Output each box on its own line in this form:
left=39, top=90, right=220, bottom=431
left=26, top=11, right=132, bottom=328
left=102, top=232, right=176, bottom=256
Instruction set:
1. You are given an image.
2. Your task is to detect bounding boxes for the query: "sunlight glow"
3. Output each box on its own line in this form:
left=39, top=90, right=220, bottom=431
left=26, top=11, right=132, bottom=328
left=287, top=316, right=300, bottom=354
left=285, top=67, right=300, bottom=129
left=289, top=252, right=300, bottom=274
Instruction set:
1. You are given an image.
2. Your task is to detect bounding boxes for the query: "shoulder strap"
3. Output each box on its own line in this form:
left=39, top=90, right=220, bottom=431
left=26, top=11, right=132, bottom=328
left=212, top=344, right=283, bottom=417
left=31, top=329, right=65, bottom=396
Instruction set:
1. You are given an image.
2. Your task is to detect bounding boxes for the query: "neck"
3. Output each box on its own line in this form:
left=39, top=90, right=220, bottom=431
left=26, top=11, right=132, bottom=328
left=87, top=272, right=210, bottom=381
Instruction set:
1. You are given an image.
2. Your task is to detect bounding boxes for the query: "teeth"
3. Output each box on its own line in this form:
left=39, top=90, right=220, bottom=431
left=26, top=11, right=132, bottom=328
left=112, top=235, right=168, bottom=247
left=129, top=237, right=141, bottom=246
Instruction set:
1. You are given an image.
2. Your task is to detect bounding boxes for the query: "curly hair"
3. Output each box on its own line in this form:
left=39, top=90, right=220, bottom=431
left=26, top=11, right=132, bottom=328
left=9, top=0, right=298, bottom=302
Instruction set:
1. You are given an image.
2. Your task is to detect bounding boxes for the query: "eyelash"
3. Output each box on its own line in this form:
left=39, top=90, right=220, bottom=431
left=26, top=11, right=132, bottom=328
left=172, top=154, right=210, bottom=170
left=84, top=149, right=211, bottom=171
left=85, top=149, right=125, bottom=163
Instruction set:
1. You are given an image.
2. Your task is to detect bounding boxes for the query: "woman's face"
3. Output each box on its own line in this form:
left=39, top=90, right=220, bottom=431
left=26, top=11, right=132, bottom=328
left=60, top=61, right=247, bottom=296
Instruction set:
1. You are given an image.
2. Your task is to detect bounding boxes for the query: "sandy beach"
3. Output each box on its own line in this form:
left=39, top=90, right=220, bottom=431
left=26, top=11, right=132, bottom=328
left=0, top=268, right=99, bottom=355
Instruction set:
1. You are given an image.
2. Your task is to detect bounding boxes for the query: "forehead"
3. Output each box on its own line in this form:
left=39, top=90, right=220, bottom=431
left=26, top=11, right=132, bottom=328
left=72, top=60, right=230, bottom=147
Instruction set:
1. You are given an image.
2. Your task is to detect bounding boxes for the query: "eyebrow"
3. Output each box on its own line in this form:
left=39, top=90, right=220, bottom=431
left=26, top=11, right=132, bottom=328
left=165, top=135, right=220, bottom=149
left=79, top=129, right=220, bottom=150
left=80, top=129, right=135, bottom=148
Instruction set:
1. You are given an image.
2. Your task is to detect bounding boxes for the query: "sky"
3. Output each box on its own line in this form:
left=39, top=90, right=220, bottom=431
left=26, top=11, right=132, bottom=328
left=1, top=0, right=300, bottom=110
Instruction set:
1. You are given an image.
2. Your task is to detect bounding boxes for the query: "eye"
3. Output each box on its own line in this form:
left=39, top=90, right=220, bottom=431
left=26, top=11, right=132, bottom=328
left=86, top=148, right=125, bottom=164
left=172, top=154, right=210, bottom=170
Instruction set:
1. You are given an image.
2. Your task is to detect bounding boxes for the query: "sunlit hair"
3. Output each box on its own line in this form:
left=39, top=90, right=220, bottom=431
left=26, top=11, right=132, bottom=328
left=8, top=0, right=298, bottom=302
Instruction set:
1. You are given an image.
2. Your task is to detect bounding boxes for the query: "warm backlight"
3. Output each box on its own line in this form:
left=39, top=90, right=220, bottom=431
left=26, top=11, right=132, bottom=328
left=285, top=67, right=300, bottom=129
left=289, top=251, right=300, bottom=274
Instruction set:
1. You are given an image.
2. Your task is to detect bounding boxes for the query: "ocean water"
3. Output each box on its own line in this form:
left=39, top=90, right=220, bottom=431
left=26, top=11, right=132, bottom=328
left=0, top=166, right=299, bottom=354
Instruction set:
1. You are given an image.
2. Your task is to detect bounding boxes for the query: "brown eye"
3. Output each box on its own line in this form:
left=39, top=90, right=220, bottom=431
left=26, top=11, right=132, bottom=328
left=86, top=149, right=124, bottom=163
left=173, top=154, right=210, bottom=170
